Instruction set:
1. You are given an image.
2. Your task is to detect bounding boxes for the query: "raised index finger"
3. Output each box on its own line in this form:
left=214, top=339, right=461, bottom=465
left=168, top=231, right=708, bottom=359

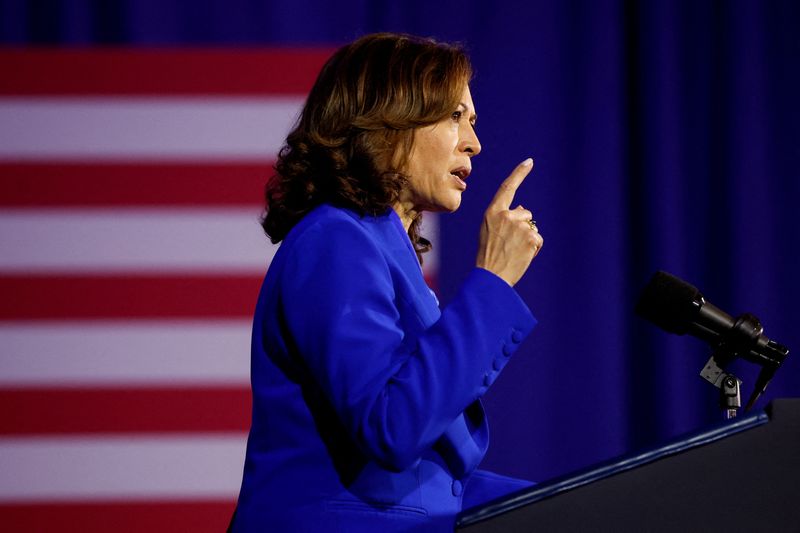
left=489, top=158, right=533, bottom=211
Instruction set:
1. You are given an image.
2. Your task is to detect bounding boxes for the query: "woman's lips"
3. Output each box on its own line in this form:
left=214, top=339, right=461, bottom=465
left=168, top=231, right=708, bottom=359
left=451, top=173, right=467, bottom=190
left=450, top=167, right=470, bottom=191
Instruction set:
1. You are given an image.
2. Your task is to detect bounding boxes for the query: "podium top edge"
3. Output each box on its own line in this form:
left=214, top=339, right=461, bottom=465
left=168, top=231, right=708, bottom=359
left=457, top=406, right=774, bottom=529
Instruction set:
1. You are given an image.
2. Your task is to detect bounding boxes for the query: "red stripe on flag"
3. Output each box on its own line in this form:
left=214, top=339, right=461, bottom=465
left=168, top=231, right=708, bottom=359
left=0, top=500, right=236, bottom=533
left=0, top=49, right=333, bottom=95
left=0, top=162, right=270, bottom=206
left=0, top=274, right=263, bottom=320
left=424, top=273, right=437, bottom=292
left=0, top=386, right=250, bottom=435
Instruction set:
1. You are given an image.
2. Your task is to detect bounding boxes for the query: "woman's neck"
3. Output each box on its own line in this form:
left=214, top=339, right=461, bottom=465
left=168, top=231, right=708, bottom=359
left=392, top=200, right=418, bottom=233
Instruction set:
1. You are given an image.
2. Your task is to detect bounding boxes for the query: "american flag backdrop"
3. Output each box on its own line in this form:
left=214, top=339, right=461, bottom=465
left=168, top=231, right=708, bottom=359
left=0, top=49, right=439, bottom=531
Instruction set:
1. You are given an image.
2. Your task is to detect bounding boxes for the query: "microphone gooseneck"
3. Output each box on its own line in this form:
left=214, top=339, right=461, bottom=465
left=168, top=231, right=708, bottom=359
left=636, top=271, right=789, bottom=412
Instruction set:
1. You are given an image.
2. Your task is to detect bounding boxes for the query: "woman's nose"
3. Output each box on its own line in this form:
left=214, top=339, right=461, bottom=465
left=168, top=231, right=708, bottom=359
left=460, top=126, right=481, bottom=157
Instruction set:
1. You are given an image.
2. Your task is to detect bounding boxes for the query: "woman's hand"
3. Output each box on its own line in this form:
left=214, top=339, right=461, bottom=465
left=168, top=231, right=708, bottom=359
left=476, top=158, right=543, bottom=287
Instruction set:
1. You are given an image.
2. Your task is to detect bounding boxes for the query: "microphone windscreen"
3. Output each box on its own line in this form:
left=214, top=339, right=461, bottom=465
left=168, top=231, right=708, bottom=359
left=635, top=271, right=702, bottom=335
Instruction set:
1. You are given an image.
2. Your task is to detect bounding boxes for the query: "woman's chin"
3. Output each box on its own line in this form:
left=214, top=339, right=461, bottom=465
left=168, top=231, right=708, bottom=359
left=435, top=201, right=461, bottom=214
left=422, top=193, right=463, bottom=215
left=443, top=191, right=464, bottom=212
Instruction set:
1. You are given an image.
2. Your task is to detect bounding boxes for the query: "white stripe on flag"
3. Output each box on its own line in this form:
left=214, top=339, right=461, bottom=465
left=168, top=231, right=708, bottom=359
left=0, top=321, right=250, bottom=386
left=0, top=208, right=275, bottom=272
left=0, top=97, right=303, bottom=160
left=0, top=435, right=246, bottom=501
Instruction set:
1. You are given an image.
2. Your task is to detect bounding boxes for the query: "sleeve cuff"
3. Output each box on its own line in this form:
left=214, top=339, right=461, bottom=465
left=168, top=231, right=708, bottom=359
left=468, top=267, right=538, bottom=336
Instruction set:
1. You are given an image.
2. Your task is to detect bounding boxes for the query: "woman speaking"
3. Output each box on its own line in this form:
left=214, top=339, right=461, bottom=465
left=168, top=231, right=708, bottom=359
left=230, top=33, right=544, bottom=532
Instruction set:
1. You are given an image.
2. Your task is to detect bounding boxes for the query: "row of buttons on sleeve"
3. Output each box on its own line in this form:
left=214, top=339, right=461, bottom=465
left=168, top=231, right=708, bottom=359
left=484, top=328, right=524, bottom=387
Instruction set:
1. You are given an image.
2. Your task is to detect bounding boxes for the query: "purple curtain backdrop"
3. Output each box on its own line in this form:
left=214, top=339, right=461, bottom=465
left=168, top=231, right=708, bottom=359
left=3, top=0, right=798, bottom=483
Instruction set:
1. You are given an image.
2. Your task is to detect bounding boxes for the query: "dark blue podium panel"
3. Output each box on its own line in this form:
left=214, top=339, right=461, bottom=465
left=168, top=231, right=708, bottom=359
left=457, top=399, right=800, bottom=532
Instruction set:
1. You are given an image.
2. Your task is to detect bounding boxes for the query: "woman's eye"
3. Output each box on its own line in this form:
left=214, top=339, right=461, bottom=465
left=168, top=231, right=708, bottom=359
left=451, top=110, right=462, bottom=121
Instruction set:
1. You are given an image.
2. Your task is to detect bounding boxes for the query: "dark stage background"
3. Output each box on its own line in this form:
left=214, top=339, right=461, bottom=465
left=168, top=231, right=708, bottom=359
left=3, top=0, right=798, bottom=484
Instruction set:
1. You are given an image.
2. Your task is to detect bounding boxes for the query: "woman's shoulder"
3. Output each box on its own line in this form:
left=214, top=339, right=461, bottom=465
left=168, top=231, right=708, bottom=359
left=272, top=204, right=396, bottom=283
left=301, top=203, right=361, bottom=228
left=283, top=204, right=359, bottom=247
left=283, top=204, right=395, bottom=249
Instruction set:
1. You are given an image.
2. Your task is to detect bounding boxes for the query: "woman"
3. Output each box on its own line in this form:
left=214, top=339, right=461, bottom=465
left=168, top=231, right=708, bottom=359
left=231, top=33, right=544, bottom=532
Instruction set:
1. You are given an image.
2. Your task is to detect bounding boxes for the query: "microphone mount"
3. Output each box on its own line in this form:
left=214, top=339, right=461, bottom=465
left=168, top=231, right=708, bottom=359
left=637, top=271, right=790, bottom=419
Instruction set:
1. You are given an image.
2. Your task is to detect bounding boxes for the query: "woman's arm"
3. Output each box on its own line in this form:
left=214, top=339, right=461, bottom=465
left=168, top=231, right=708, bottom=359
left=280, top=215, right=536, bottom=472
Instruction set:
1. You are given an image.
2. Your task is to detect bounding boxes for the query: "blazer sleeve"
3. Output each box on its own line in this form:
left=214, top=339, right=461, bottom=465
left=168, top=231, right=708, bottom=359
left=279, top=215, right=536, bottom=472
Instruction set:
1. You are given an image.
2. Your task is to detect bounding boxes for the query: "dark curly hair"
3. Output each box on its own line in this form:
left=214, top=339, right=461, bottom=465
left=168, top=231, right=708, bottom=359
left=261, top=32, right=472, bottom=264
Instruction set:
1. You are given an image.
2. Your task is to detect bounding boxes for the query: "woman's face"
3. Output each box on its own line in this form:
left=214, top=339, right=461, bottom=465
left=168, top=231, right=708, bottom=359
left=400, top=85, right=481, bottom=214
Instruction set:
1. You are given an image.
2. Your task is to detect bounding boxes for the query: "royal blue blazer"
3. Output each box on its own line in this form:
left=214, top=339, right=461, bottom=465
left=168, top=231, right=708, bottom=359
left=231, top=204, right=537, bottom=532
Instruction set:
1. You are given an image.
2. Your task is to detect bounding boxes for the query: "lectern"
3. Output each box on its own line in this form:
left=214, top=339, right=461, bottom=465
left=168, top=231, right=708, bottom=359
left=457, top=399, right=800, bottom=532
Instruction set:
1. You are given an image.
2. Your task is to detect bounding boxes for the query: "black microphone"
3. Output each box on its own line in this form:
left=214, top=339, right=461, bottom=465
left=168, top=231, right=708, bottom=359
left=636, top=271, right=789, bottom=410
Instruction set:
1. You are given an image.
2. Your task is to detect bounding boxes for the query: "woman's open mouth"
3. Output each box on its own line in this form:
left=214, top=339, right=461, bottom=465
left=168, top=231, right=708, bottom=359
left=450, top=167, right=470, bottom=190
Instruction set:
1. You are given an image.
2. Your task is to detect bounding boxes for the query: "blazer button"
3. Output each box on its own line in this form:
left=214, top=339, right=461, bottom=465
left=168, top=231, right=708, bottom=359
left=493, top=358, right=502, bottom=371
left=483, top=373, right=492, bottom=387
left=452, top=479, right=463, bottom=497
left=511, top=329, right=524, bottom=343
left=502, top=343, right=513, bottom=357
